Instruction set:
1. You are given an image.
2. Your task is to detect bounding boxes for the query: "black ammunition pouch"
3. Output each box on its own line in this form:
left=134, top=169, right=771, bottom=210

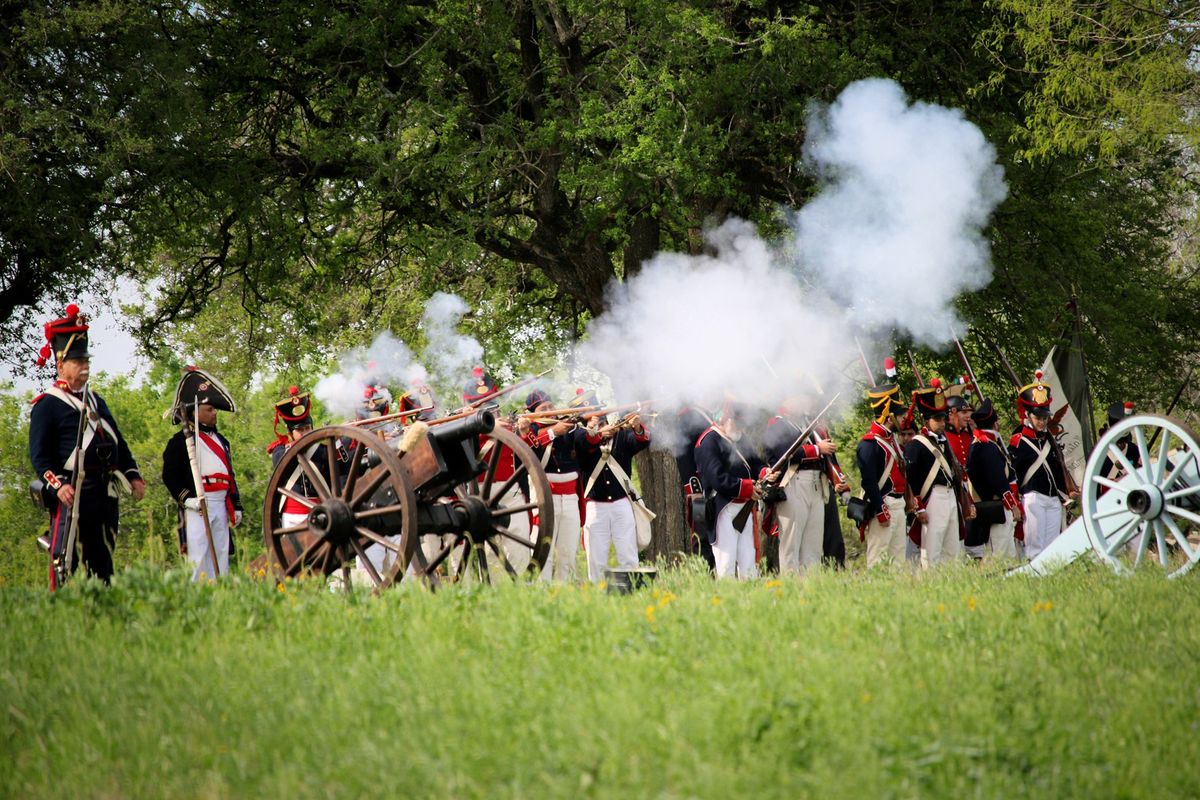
left=29, top=478, right=52, bottom=510
left=761, top=485, right=787, bottom=505
left=973, top=500, right=1006, bottom=529
left=846, top=495, right=869, bottom=526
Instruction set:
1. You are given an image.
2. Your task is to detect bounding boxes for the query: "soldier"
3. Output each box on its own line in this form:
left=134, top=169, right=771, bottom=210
left=673, top=405, right=717, bottom=570
left=966, top=398, right=1022, bottom=561
left=267, top=386, right=326, bottom=531
left=519, top=388, right=582, bottom=581
left=944, top=387, right=976, bottom=557
left=575, top=388, right=651, bottom=582
left=464, top=369, right=534, bottom=573
left=1096, top=401, right=1140, bottom=489
left=1010, top=372, right=1077, bottom=560
left=694, top=402, right=768, bottom=579
left=161, top=367, right=242, bottom=580
left=905, top=380, right=970, bottom=566
left=763, top=397, right=840, bottom=575
left=29, top=304, right=146, bottom=588
left=855, top=381, right=910, bottom=568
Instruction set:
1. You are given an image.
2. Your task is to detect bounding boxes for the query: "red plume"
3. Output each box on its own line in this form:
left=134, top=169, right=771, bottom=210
left=288, top=385, right=299, bottom=396
left=883, top=357, right=897, bottom=378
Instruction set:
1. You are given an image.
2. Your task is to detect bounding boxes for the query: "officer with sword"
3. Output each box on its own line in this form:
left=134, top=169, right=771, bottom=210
left=162, top=366, right=242, bottom=581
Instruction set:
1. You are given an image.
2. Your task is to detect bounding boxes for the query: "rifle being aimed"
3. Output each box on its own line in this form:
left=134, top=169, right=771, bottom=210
left=731, top=392, right=841, bottom=531
left=463, top=369, right=553, bottom=410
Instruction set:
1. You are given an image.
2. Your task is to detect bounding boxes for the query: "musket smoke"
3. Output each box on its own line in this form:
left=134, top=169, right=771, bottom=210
left=314, top=331, right=430, bottom=419
left=795, top=78, right=1008, bottom=345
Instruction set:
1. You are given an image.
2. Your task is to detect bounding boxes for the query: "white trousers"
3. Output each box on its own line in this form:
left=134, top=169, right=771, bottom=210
left=539, top=492, right=582, bottom=582
left=776, top=471, right=824, bottom=575
left=186, top=490, right=230, bottom=581
left=714, top=501, right=758, bottom=580
left=864, top=495, right=908, bottom=568
left=984, top=511, right=1018, bottom=561
left=584, top=497, right=638, bottom=582
left=920, top=485, right=961, bottom=567
left=1023, top=492, right=1064, bottom=560
left=496, top=484, right=534, bottom=574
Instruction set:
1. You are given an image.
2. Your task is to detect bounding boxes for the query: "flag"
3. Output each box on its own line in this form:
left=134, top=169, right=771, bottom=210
left=1039, top=331, right=1094, bottom=485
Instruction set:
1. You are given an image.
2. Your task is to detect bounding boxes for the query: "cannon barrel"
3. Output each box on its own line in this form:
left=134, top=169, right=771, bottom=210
left=428, top=409, right=496, bottom=447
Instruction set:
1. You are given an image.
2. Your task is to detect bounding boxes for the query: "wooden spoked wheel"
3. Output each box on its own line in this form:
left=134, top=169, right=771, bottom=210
left=263, top=425, right=418, bottom=591
left=1081, top=415, right=1200, bottom=579
left=411, top=426, right=553, bottom=587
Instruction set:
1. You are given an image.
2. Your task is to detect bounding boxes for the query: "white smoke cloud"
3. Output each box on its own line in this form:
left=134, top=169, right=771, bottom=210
left=314, top=331, right=430, bottom=420
left=576, top=78, right=1007, bottom=436
left=794, top=78, right=1008, bottom=345
left=421, top=291, right=484, bottom=392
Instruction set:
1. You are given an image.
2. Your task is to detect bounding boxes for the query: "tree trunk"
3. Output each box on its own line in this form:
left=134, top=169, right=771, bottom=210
left=635, top=448, right=687, bottom=563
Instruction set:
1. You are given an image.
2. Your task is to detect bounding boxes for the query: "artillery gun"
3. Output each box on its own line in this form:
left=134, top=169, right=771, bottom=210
left=1012, top=415, right=1200, bottom=578
left=262, top=409, right=553, bottom=590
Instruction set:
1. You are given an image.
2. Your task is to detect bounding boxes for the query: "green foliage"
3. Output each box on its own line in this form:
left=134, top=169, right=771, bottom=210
left=1, top=565, right=1198, bottom=797
left=983, top=0, right=1200, bottom=162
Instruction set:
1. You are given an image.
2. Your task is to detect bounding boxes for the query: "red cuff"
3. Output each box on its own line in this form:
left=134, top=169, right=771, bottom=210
left=43, top=471, right=63, bottom=490
left=1002, top=491, right=1018, bottom=510
left=875, top=508, right=890, bottom=524
left=758, top=466, right=769, bottom=480
left=532, top=429, right=553, bottom=448
left=736, top=479, right=756, bottom=502
left=633, top=427, right=650, bottom=442
left=585, top=431, right=602, bottom=445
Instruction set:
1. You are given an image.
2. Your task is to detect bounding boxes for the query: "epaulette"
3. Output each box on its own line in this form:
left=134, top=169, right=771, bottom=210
left=973, top=430, right=990, bottom=444
left=30, top=392, right=46, bottom=406
left=266, top=437, right=287, bottom=454
left=1008, top=432, right=1023, bottom=448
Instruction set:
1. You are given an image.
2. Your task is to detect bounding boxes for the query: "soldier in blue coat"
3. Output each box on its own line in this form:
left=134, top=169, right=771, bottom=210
left=29, top=305, right=146, bottom=588
left=695, top=402, right=771, bottom=579
left=965, top=398, right=1022, bottom=561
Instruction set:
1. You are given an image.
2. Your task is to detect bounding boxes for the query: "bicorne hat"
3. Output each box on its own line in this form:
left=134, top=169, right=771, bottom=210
left=170, top=366, right=237, bottom=424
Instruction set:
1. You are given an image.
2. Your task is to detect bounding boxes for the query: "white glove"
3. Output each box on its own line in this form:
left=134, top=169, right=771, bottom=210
left=233, top=510, right=244, bottom=527
left=183, top=497, right=202, bottom=511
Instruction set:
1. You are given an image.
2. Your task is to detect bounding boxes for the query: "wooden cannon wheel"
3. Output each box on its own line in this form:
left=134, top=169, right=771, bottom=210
left=411, top=425, right=554, bottom=587
left=263, top=425, right=418, bottom=591
left=1081, top=414, right=1200, bottom=579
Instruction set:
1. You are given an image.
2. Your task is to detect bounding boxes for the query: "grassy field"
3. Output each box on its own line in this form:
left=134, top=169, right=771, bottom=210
left=2, top=560, right=1198, bottom=799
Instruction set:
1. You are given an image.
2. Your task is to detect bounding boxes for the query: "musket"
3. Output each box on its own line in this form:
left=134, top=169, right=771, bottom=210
left=854, top=336, right=876, bottom=387
left=990, top=341, right=1024, bottom=390
left=183, top=398, right=220, bottom=578
left=907, top=350, right=926, bottom=389
left=344, top=405, right=434, bottom=428
left=519, top=403, right=605, bottom=420
left=732, top=392, right=841, bottom=531
left=951, top=333, right=981, bottom=398
left=60, top=383, right=91, bottom=583
left=464, top=368, right=553, bottom=410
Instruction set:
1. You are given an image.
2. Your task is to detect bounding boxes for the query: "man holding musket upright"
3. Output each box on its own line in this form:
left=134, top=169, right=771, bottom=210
left=855, top=381, right=910, bottom=568
left=162, top=366, right=242, bottom=581
left=1010, top=372, right=1077, bottom=559
left=966, top=398, right=1022, bottom=561
left=29, top=304, right=146, bottom=589
left=764, top=396, right=841, bottom=575
left=906, top=381, right=971, bottom=567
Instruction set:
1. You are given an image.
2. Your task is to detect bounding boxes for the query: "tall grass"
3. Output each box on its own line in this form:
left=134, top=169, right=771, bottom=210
left=2, top=560, right=1197, bottom=798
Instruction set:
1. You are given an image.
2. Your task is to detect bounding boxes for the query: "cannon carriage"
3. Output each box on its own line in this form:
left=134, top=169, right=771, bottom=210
left=262, top=409, right=553, bottom=590
left=1013, top=414, right=1200, bottom=578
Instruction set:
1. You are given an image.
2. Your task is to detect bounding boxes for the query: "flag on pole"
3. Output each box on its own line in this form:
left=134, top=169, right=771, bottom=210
left=1038, top=331, right=1094, bottom=485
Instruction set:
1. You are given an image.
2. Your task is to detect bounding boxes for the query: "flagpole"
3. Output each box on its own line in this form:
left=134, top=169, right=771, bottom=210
left=1071, top=296, right=1096, bottom=455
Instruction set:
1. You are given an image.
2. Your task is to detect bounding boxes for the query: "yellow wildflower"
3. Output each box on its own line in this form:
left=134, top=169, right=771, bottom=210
left=711, top=596, right=722, bottom=606
left=936, top=602, right=946, bottom=614
left=644, top=605, right=656, bottom=624
left=765, top=579, right=782, bottom=589
left=967, top=596, right=977, bottom=611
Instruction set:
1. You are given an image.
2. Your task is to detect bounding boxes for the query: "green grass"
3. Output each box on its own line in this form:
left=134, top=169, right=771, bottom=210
left=2, top=561, right=1198, bottom=799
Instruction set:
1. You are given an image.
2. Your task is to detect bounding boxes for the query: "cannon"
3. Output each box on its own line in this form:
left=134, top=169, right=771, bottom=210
left=1011, top=414, right=1200, bottom=579
left=262, top=409, right=553, bottom=590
